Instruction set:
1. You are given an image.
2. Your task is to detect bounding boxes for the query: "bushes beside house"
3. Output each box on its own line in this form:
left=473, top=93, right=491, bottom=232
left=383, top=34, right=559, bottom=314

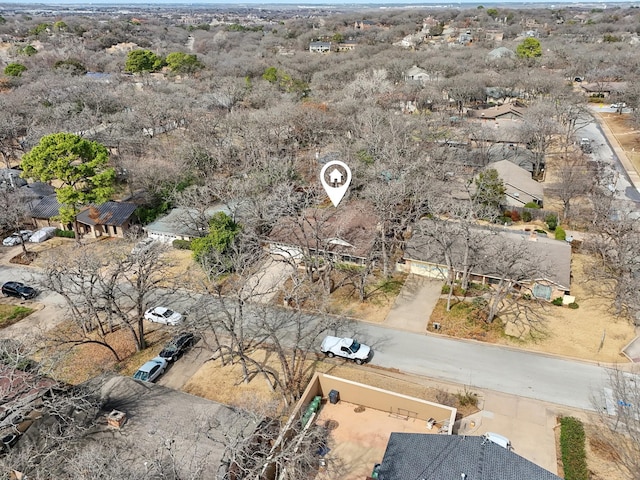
left=559, top=416, right=589, bottom=480
left=172, top=239, right=192, bottom=250
left=55, top=229, right=75, bottom=238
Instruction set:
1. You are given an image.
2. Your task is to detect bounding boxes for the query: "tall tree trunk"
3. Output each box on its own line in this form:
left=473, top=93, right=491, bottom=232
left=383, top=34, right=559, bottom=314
left=381, top=226, right=389, bottom=278
left=137, top=318, right=146, bottom=350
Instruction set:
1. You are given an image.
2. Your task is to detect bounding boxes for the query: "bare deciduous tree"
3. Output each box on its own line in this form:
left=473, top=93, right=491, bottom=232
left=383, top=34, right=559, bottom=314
left=593, top=367, right=640, bottom=479
left=38, top=240, right=176, bottom=355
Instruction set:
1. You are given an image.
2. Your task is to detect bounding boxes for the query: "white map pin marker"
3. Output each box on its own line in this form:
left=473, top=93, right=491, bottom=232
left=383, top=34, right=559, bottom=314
left=320, top=160, right=351, bottom=207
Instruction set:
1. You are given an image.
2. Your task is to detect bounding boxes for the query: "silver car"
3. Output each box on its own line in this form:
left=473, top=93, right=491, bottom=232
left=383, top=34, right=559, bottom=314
left=2, top=230, right=33, bottom=246
left=133, top=356, right=168, bottom=382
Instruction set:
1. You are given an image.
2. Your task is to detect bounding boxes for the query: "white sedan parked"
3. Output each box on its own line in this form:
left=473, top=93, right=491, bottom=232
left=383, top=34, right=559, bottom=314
left=2, top=230, right=33, bottom=246
left=144, top=306, right=184, bottom=326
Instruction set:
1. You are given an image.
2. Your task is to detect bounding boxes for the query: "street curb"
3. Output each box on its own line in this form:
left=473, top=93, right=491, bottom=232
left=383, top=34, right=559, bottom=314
left=591, top=109, right=640, bottom=192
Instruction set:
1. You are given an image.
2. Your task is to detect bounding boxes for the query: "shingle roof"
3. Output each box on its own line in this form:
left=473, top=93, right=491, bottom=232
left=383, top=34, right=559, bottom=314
left=405, top=222, right=571, bottom=290
left=76, top=201, right=137, bottom=226
left=30, top=195, right=61, bottom=219
left=144, top=204, right=232, bottom=238
left=268, top=202, right=379, bottom=259
left=378, top=433, right=561, bottom=480
left=21, top=182, right=55, bottom=200
left=491, top=160, right=544, bottom=205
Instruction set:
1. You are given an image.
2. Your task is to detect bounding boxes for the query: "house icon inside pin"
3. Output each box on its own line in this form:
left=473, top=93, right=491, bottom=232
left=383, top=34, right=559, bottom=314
left=329, top=168, right=343, bottom=187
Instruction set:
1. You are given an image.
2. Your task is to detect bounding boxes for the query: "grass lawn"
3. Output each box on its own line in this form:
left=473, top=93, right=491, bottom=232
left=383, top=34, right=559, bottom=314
left=0, top=304, right=34, bottom=328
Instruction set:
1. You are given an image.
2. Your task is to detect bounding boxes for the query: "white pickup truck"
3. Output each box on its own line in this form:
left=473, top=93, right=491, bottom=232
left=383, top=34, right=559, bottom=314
left=320, top=336, right=371, bottom=364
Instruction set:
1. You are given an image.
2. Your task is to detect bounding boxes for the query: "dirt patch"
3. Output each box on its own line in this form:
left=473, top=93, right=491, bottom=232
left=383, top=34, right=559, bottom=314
left=9, top=251, right=38, bottom=265
left=428, top=253, right=635, bottom=362
left=584, top=424, right=626, bottom=480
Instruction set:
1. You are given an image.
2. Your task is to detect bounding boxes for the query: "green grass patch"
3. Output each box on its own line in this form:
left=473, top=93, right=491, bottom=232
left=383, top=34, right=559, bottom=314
left=0, top=305, right=34, bottom=328
left=377, top=278, right=404, bottom=295
left=559, top=416, right=589, bottom=480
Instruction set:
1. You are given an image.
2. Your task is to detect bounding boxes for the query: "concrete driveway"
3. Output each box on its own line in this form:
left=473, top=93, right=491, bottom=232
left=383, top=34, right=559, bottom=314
left=383, top=275, right=441, bottom=333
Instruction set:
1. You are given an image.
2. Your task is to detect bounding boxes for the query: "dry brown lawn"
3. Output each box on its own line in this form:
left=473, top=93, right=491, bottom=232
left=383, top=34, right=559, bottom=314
left=327, top=273, right=406, bottom=323
left=597, top=111, right=640, bottom=176
left=44, top=320, right=171, bottom=385
left=429, top=253, right=635, bottom=363
left=183, top=348, right=478, bottom=419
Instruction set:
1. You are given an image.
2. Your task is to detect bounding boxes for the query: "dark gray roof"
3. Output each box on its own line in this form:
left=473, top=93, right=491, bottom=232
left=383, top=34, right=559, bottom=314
left=20, top=182, right=55, bottom=200
left=378, top=433, right=560, bottom=480
left=76, top=201, right=137, bottom=226
left=30, top=195, right=61, bottom=219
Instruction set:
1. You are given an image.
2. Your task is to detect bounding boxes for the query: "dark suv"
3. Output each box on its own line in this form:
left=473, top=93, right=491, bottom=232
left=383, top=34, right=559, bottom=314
left=159, top=332, right=195, bottom=362
left=2, top=282, right=37, bottom=300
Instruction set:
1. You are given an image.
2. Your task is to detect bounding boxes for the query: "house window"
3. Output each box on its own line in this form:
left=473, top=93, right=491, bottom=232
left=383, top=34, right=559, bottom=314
left=532, top=283, right=552, bottom=301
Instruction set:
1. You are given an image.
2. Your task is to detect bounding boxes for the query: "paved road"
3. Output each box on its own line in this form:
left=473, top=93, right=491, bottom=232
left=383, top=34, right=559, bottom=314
left=0, top=262, right=623, bottom=411
left=579, top=108, right=640, bottom=203
left=360, top=323, right=610, bottom=411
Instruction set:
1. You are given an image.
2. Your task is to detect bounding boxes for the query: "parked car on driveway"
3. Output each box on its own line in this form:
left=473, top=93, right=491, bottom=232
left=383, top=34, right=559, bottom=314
left=133, top=356, right=168, bottom=382
left=1, top=281, right=37, bottom=300
left=28, top=227, right=57, bottom=243
left=320, top=336, right=371, bottom=364
left=2, top=230, right=33, bottom=246
left=144, top=306, right=184, bottom=326
left=159, top=332, right=195, bottom=362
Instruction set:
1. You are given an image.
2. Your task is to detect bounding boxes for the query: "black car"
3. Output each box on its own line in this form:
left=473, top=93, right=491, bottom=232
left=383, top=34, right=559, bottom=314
left=1, top=282, right=37, bottom=300
left=159, top=332, right=195, bottom=362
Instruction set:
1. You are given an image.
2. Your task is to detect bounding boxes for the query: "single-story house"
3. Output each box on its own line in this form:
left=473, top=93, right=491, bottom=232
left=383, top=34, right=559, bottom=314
left=0, top=363, right=58, bottom=452
left=29, top=195, right=66, bottom=230
left=404, top=65, right=431, bottom=84
left=309, top=41, right=331, bottom=53
left=403, top=222, right=571, bottom=299
left=580, top=81, right=627, bottom=98
left=467, top=103, right=525, bottom=121
left=485, top=87, right=526, bottom=104
left=377, top=433, right=561, bottom=480
left=13, top=374, right=254, bottom=478
left=487, top=46, right=515, bottom=60
left=336, top=40, right=357, bottom=52
left=75, top=201, right=137, bottom=238
left=143, top=203, right=232, bottom=243
left=267, top=203, right=379, bottom=265
left=468, top=118, right=526, bottom=150
left=491, top=159, right=543, bottom=207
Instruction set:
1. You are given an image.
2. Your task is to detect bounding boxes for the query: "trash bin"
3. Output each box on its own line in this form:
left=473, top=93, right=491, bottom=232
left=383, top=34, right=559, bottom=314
left=328, top=389, right=340, bottom=404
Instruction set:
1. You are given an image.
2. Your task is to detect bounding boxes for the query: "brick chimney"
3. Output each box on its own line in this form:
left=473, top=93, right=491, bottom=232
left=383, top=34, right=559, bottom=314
left=107, top=410, right=127, bottom=429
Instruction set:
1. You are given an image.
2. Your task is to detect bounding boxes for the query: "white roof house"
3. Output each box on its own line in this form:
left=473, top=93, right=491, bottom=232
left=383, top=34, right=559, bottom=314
left=143, top=203, right=232, bottom=243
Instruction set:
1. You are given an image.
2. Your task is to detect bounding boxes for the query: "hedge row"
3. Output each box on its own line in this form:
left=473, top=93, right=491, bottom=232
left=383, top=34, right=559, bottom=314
left=559, top=416, right=589, bottom=480
left=55, top=229, right=75, bottom=238
left=172, top=239, right=192, bottom=250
